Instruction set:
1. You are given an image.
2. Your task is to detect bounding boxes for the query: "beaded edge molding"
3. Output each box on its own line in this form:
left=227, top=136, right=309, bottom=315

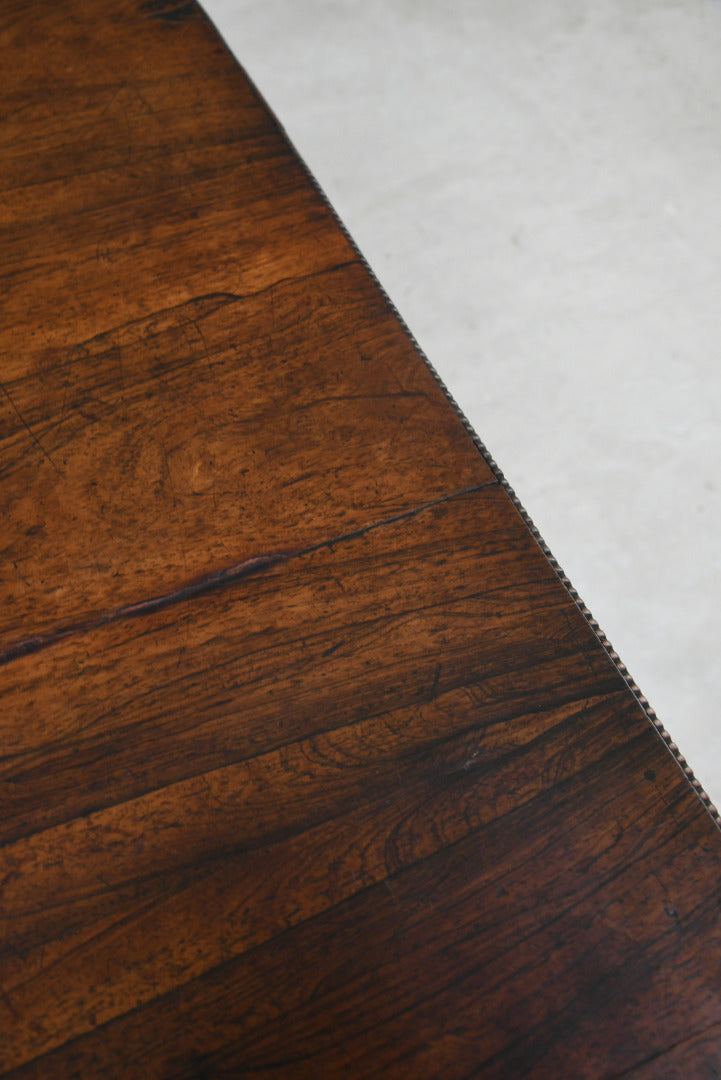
left=237, top=58, right=721, bottom=831
left=411, top=356, right=721, bottom=831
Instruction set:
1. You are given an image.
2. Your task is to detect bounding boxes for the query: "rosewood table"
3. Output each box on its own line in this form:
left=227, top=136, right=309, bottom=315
left=2, top=2, right=721, bottom=1077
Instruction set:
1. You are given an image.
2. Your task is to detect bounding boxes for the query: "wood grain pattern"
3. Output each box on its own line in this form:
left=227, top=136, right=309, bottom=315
left=2, top=2, right=721, bottom=1077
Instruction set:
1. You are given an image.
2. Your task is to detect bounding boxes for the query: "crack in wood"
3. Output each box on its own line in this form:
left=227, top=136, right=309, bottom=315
left=0, top=480, right=498, bottom=667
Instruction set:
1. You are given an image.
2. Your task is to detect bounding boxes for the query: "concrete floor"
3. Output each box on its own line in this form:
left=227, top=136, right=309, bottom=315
left=204, top=0, right=721, bottom=809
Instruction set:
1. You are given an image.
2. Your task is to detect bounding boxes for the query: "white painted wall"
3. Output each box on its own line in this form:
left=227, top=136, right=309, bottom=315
left=203, top=0, right=721, bottom=808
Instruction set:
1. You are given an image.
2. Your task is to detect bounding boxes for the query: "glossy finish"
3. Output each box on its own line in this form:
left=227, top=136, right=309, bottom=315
left=2, top=2, right=720, bottom=1076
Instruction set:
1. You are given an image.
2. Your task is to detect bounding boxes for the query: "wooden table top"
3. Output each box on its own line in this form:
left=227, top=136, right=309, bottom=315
left=2, top=2, right=721, bottom=1076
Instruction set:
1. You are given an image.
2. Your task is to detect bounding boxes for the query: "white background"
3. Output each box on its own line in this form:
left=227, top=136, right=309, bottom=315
left=203, top=0, right=721, bottom=808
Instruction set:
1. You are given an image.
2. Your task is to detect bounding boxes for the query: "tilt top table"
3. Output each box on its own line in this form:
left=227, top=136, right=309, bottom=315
left=2, top=2, right=721, bottom=1077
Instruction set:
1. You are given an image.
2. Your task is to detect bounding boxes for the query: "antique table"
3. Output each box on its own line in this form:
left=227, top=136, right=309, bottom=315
left=2, top=1, right=721, bottom=1076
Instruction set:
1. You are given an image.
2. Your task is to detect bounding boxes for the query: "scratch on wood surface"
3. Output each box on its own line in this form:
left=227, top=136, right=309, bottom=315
left=605, top=1018, right=721, bottom=1080
left=0, top=381, right=62, bottom=475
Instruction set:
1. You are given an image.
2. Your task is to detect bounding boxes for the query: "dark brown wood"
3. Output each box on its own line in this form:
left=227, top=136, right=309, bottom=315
left=2, top=2, right=720, bottom=1077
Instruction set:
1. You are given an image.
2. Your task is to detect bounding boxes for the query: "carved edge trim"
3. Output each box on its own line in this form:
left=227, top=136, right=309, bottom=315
left=230, top=53, right=721, bottom=831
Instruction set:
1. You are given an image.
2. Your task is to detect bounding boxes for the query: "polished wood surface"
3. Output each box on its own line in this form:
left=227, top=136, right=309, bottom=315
left=2, top=2, right=721, bottom=1076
